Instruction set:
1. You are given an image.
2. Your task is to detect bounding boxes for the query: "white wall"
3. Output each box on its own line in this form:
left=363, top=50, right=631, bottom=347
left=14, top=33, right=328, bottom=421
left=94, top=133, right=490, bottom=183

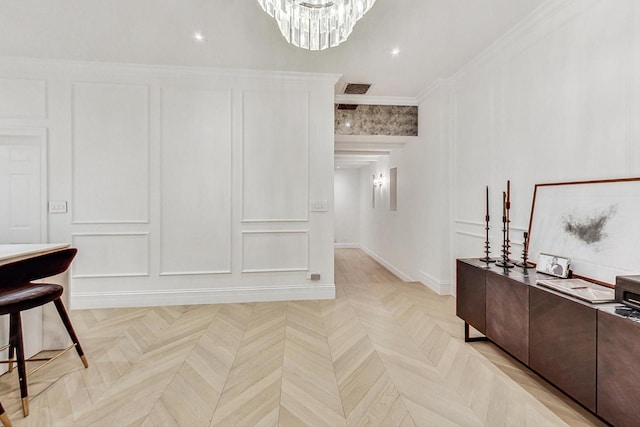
left=334, top=168, right=360, bottom=247
left=0, top=58, right=338, bottom=308
left=357, top=0, right=640, bottom=295
left=357, top=85, right=451, bottom=293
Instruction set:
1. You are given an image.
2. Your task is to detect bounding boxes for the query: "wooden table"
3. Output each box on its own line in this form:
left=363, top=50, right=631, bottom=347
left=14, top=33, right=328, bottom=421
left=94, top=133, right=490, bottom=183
left=0, top=244, right=71, bottom=357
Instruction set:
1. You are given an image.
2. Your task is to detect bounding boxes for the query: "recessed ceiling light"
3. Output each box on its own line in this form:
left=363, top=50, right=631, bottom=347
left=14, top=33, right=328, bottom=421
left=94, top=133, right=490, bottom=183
left=391, top=47, right=400, bottom=57
left=193, top=31, right=206, bottom=43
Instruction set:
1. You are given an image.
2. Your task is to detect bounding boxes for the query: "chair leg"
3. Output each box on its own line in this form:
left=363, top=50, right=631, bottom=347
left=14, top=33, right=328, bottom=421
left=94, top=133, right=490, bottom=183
left=7, top=317, right=15, bottom=373
left=10, top=313, right=28, bottom=417
left=52, top=299, right=88, bottom=368
left=0, top=400, right=11, bottom=427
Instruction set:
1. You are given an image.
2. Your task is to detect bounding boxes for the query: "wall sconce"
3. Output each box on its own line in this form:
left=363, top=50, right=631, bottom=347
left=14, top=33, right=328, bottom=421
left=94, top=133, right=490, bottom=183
left=373, top=173, right=384, bottom=188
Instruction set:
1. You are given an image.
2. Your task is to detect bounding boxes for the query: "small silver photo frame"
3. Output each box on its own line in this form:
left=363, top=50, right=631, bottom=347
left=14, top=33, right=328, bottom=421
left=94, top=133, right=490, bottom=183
left=537, top=253, right=571, bottom=278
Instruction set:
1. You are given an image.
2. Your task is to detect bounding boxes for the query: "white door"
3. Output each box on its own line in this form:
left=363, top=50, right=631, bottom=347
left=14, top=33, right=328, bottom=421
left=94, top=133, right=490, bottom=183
left=0, top=130, right=47, bottom=362
left=0, top=132, right=44, bottom=244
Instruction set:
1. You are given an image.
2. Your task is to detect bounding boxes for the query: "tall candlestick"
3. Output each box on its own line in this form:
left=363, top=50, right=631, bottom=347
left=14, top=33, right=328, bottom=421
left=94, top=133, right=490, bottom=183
left=502, top=191, right=507, bottom=218
left=497, top=184, right=514, bottom=269
left=486, top=185, right=489, bottom=216
left=480, top=185, right=495, bottom=263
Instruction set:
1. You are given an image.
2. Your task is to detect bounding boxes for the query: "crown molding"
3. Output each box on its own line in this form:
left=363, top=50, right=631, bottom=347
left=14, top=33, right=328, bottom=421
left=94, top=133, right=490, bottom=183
left=450, top=0, right=593, bottom=84
left=0, top=55, right=342, bottom=84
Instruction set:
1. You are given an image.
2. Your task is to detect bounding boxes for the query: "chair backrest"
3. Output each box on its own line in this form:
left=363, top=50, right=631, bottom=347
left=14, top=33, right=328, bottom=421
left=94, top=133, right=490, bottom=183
left=0, top=248, right=78, bottom=288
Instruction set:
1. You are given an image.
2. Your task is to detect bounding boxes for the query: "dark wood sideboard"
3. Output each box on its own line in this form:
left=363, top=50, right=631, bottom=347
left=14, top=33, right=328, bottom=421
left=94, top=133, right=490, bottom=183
left=456, top=258, right=640, bottom=426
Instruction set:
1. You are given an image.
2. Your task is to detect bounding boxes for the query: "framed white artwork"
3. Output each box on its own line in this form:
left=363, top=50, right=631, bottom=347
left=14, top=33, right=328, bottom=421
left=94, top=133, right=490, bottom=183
left=527, top=177, right=640, bottom=286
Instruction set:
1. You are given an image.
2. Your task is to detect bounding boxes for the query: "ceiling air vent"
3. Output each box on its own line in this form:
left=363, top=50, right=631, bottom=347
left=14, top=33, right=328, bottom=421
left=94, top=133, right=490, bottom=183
left=343, top=83, right=371, bottom=95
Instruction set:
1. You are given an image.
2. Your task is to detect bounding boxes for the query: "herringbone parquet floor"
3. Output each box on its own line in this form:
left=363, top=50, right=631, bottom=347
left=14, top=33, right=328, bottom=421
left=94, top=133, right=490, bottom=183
left=0, top=249, right=604, bottom=426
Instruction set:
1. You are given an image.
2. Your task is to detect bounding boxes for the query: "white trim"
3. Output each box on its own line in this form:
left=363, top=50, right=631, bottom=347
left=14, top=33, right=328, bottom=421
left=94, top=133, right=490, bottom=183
left=359, top=245, right=411, bottom=282
left=455, top=230, right=484, bottom=239
left=449, top=0, right=590, bottom=85
left=334, top=94, right=418, bottom=106
left=0, top=56, right=342, bottom=84
left=241, top=218, right=309, bottom=223
left=71, top=283, right=336, bottom=309
left=417, top=270, right=452, bottom=296
left=455, top=219, right=485, bottom=227
left=334, top=134, right=417, bottom=145
left=416, top=78, right=451, bottom=102
left=159, top=270, right=232, bottom=277
left=334, top=243, right=360, bottom=249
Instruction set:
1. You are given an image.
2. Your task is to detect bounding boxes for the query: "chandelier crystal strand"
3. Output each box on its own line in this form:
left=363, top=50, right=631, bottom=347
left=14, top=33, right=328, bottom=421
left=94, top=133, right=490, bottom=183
left=257, top=0, right=377, bottom=50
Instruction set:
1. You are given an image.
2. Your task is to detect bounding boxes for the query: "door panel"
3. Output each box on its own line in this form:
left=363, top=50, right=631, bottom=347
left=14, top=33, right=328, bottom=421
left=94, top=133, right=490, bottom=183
left=0, top=139, right=42, bottom=244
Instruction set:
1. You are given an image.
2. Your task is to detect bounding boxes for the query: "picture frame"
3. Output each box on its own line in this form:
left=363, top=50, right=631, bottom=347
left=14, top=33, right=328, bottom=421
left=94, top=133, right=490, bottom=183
left=536, top=253, right=570, bottom=278
left=527, top=177, right=640, bottom=287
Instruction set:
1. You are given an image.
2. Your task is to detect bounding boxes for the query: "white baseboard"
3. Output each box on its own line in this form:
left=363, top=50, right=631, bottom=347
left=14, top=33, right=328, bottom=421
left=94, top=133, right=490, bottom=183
left=359, top=245, right=412, bottom=282
left=357, top=245, right=452, bottom=295
left=334, top=243, right=361, bottom=249
left=417, top=270, right=452, bottom=296
left=72, top=283, right=336, bottom=309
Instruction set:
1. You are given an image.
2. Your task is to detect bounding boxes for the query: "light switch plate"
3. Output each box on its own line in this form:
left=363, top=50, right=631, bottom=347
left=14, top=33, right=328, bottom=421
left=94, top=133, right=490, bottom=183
left=48, top=200, right=68, bottom=214
left=310, top=200, right=328, bottom=212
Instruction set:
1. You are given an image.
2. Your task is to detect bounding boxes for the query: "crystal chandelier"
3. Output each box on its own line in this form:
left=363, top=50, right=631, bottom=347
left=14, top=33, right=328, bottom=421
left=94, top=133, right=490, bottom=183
left=257, top=0, right=377, bottom=50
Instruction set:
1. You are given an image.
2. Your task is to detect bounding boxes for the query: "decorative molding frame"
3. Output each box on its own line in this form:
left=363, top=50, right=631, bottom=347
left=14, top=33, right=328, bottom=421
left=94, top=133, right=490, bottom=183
left=240, top=89, right=311, bottom=223
left=241, top=230, right=309, bottom=273
left=157, top=86, right=233, bottom=277
left=71, top=232, right=150, bottom=278
left=70, top=81, right=151, bottom=225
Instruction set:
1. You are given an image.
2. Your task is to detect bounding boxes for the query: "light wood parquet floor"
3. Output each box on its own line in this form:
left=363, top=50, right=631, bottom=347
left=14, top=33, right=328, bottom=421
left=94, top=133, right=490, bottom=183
left=0, top=248, right=605, bottom=426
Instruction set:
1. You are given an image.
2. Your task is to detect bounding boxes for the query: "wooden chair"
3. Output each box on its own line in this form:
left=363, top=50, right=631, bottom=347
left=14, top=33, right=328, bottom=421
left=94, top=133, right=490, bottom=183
left=0, top=248, right=88, bottom=417
left=0, top=401, right=11, bottom=426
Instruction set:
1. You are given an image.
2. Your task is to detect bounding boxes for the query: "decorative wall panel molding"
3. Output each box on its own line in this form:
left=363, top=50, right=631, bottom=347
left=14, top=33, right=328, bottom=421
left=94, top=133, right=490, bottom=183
left=71, top=82, right=150, bottom=224
left=242, top=90, right=309, bottom=222
left=159, top=86, right=233, bottom=275
left=242, top=230, right=308, bottom=272
left=71, top=232, right=150, bottom=278
left=0, top=78, right=47, bottom=119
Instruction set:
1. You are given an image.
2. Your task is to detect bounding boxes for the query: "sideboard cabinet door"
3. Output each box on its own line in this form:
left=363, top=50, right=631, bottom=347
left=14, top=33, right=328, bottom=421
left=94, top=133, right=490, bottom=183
left=485, top=271, right=529, bottom=364
left=529, top=287, right=596, bottom=411
left=597, top=310, right=640, bottom=426
left=456, top=260, right=486, bottom=334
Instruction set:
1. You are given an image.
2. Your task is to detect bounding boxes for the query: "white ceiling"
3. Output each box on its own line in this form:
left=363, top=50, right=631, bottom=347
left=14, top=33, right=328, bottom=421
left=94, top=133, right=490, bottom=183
left=0, top=0, right=546, bottom=97
left=0, top=0, right=547, bottom=169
